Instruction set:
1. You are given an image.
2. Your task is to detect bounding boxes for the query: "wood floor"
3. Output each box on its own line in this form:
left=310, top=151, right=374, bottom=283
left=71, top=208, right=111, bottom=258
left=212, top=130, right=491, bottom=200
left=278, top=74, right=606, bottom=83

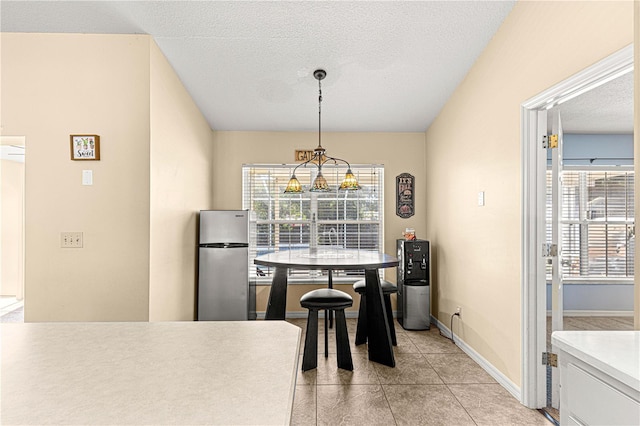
left=546, top=315, right=635, bottom=347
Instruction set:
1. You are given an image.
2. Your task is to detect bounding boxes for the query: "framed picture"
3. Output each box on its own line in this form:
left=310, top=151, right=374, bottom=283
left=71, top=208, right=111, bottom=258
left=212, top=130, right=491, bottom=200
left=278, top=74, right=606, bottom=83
left=70, top=135, right=100, bottom=160
left=396, top=173, right=415, bottom=218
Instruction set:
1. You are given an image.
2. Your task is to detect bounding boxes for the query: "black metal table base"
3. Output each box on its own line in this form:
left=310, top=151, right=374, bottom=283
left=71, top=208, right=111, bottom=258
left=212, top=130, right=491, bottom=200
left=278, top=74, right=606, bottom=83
left=258, top=253, right=397, bottom=368
left=364, top=269, right=395, bottom=367
left=264, top=267, right=288, bottom=320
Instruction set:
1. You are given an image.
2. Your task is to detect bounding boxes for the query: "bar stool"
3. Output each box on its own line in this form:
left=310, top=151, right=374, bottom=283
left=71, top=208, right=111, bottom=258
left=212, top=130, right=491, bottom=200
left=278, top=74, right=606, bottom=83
left=353, top=279, right=398, bottom=346
left=300, top=288, right=353, bottom=372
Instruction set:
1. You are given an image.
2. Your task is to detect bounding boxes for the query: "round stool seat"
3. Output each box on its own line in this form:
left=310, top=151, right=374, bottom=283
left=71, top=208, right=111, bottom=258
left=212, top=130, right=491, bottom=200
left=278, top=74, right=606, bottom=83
left=301, top=288, right=353, bottom=310
left=353, top=279, right=397, bottom=295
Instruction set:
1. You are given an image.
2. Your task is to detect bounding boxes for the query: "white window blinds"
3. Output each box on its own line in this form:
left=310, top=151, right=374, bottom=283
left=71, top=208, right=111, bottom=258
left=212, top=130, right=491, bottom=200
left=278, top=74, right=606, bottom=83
left=546, top=169, right=635, bottom=280
left=242, top=164, right=384, bottom=281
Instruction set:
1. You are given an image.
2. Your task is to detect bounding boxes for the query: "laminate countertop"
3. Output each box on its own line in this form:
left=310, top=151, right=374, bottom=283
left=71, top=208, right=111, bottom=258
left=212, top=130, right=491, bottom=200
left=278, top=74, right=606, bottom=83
left=1, top=321, right=301, bottom=425
left=551, top=330, right=640, bottom=391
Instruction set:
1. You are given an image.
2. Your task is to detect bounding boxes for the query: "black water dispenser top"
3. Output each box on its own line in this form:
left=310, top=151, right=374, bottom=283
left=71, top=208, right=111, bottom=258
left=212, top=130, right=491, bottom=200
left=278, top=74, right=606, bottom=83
left=403, top=240, right=429, bottom=282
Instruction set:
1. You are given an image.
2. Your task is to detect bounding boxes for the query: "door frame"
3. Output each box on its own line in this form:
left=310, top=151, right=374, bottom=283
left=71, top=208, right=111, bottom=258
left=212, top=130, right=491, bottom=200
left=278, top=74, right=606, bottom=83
left=520, top=44, right=633, bottom=408
left=0, top=136, right=26, bottom=304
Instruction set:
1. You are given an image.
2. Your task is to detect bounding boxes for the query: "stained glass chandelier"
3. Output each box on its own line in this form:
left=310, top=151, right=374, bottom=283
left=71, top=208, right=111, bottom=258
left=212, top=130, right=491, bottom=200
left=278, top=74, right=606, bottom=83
left=284, top=69, right=360, bottom=193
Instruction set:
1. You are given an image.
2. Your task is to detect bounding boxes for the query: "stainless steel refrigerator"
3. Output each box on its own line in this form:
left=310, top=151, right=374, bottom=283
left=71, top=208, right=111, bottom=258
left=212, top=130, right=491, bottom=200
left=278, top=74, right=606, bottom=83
left=198, top=210, right=255, bottom=321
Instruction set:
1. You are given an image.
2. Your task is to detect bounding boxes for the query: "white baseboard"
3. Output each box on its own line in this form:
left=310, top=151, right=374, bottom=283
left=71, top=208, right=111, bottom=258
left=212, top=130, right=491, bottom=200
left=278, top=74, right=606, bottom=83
left=432, top=315, right=521, bottom=402
left=545, top=310, right=633, bottom=317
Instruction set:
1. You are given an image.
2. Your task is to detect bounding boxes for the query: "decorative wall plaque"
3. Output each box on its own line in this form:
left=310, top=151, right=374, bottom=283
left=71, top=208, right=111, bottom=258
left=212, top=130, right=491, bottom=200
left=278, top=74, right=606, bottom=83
left=70, top=135, right=100, bottom=160
left=396, top=173, right=415, bottom=218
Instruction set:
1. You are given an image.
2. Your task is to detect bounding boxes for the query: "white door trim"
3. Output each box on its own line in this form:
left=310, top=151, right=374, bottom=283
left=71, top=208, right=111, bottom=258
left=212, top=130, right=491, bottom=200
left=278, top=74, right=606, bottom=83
left=520, top=44, right=633, bottom=408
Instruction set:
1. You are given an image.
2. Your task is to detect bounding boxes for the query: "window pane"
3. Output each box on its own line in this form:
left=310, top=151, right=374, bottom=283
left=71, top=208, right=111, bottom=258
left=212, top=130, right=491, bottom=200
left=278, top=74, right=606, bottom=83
left=279, top=199, right=310, bottom=220
left=586, top=223, right=608, bottom=277
left=561, top=172, right=580, bottom=221
left=606, top=224, right=630, bottom=277
left=278, top=223, right=309, bottom=247
left=560, top=223, right=581, bottom=277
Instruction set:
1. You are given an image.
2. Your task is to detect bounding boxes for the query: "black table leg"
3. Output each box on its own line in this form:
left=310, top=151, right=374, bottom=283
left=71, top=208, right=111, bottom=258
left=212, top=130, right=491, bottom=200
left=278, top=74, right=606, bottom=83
left=265, top=266, right=288, bottom=320
left=328, top=269, right=334, bottom=329
left=364, top=269, right=395, bottom=367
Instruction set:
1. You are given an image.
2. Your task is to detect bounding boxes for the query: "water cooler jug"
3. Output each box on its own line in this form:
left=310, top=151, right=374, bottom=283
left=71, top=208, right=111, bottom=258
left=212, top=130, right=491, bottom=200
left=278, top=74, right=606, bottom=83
left=397, top=239, right=430, bottom=330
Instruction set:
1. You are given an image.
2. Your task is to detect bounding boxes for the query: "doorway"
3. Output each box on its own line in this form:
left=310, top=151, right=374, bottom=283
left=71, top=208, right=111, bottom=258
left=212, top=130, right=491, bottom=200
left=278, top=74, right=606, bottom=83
left=1, top=136, right=26, bottom=322
left=520, top=44, right=634, bottom=414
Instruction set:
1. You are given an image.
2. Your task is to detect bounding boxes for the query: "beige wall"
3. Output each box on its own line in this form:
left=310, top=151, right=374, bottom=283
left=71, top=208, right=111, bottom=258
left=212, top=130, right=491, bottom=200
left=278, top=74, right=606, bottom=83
left=148, top=41, right=214, bottom=321
left=1, top=159, right=24, bottom=297
left=425, top=1, right=634, bottom=387
left=1, top=33, right=212, bottom=322
left=1, top=33, right=151, bottom=321
left=213, top=131, right=425, bottom=313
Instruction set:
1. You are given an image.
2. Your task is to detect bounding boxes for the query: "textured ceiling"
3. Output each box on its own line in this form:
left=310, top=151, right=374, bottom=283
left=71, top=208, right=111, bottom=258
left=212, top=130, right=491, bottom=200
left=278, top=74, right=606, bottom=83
left=555, top=71, right=634, bottom=134
left=2, top=1, right=632, bottom=134
left=1, top=0, right=517, bottom=132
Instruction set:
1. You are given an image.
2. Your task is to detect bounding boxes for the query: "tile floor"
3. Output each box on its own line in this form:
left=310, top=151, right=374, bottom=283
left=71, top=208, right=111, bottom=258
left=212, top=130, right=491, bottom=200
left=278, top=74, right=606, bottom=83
left=287, top=317, right=550, bottom=426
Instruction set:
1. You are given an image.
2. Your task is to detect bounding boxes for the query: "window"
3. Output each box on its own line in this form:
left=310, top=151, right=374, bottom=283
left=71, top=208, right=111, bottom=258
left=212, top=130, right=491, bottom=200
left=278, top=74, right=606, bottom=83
left=546, top=169, right=635, bottom=280
left=243, top=164, right=384, bottom=282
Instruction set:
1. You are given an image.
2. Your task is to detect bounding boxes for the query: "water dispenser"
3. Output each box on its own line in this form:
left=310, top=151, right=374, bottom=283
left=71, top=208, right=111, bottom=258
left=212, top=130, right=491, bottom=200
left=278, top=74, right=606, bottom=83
left=397, top=239, right=430, bottom=330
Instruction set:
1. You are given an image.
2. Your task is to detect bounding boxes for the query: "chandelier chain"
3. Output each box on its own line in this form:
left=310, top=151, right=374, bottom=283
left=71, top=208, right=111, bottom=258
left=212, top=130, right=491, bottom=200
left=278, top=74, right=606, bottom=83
left=283, top=68, right=360, bottom=193
left=318, top=79, right=322, bottom=149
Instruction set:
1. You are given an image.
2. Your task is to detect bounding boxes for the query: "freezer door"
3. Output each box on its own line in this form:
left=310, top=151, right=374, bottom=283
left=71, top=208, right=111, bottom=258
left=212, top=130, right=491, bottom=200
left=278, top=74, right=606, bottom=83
left=199, top=210, right=248, bottom=244
left=198, top=246, right=249, bottom=321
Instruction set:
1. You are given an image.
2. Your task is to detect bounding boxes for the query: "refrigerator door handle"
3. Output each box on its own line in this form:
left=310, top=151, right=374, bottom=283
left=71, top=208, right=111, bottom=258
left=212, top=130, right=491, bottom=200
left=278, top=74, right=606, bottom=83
left=200, top=243, right=249, bottom=248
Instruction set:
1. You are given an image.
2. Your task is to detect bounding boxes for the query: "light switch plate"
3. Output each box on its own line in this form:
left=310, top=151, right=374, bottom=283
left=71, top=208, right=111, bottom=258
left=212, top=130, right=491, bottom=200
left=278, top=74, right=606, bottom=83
left=478, top=191, right=485, bottom=206
left=82, top=170, right=93, bottom=186
left=61, top=232, right=83, bottom=248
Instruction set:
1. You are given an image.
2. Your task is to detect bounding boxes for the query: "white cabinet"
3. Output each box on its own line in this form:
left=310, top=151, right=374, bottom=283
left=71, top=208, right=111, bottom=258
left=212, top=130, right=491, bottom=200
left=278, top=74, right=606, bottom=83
left=552, top=331, right=640, bottom=426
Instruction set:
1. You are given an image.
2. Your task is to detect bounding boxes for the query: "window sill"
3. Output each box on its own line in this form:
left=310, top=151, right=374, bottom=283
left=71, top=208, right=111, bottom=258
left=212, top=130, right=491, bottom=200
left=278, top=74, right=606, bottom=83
left=546, top=279, right=634, bottom=285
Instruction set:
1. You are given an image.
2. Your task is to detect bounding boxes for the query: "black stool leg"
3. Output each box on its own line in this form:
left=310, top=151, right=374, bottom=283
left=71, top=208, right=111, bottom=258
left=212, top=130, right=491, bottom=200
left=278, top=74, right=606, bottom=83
left=334, top=309, right=353, bottom=371
left=383, top=294, right=397, bottom=346
left=324, top=310, right=329, bottom=358
left=328, top=271, right=334, bottom=329
left=302, top=309, right=319, bottom=371
left=355, top=294, right=367, bottom=345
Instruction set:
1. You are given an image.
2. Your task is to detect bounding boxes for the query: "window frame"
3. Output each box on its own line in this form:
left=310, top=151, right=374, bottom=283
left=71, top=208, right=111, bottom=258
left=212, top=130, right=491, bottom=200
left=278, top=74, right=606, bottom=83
left=546, top=165, right=635, bottom=284
left=243, top=163, right=385, bottom=284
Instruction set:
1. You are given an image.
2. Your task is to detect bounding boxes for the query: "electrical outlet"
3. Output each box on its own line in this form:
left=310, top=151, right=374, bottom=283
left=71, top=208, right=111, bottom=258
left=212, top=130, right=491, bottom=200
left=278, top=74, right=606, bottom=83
left=455, top=306, right=462, bottom=316
left=61, top=232, right=83, bottom=248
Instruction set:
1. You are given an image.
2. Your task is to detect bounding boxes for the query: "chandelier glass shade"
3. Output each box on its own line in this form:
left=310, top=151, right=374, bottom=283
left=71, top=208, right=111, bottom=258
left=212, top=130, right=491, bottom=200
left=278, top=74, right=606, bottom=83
left=284, top=69, right=360, bottom=194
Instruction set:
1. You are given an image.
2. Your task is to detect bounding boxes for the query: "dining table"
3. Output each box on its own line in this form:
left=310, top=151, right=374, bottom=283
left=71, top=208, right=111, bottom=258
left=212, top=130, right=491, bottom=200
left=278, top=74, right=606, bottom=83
left=254, top=248, right=399, bottom=367
left=1, top=321, right=301, bottom=425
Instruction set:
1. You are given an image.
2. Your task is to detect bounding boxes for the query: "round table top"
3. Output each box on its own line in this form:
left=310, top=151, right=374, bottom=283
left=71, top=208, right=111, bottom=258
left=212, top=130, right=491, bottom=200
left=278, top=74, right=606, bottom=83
left=254, top=249, right=399, bottom=270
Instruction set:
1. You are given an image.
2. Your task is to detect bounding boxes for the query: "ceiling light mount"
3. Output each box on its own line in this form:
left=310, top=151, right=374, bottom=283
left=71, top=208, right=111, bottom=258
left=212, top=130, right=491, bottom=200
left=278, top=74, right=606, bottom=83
left=313, top=69, right=326, bottom=80
left=284, top=69, right=360, bottom=193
